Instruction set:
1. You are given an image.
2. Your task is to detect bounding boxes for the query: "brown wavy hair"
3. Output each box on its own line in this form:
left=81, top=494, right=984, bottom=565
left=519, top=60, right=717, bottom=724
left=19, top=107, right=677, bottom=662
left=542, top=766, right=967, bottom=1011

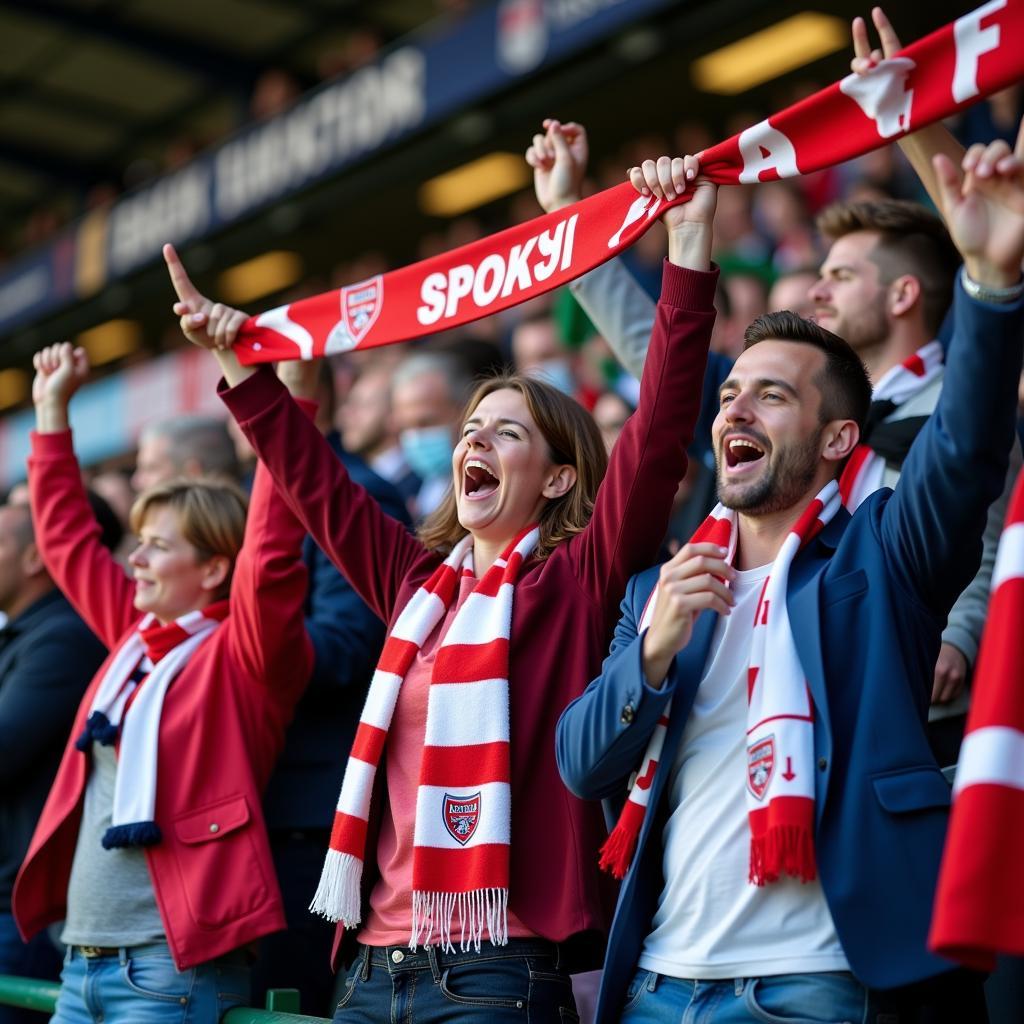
left=417, top=373, right=607, bottom=561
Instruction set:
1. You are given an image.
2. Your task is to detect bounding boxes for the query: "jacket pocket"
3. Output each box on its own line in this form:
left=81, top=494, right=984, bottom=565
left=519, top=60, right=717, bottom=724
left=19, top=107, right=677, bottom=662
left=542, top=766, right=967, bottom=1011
left=872, top=766, right=951, bottom=814
left=172, top=795, right=269, bottom=929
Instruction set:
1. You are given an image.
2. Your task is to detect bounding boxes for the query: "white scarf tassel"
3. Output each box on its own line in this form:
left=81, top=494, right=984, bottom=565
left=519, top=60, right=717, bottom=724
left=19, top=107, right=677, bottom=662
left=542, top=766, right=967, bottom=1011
left=309, top=849, right=363, bottom=926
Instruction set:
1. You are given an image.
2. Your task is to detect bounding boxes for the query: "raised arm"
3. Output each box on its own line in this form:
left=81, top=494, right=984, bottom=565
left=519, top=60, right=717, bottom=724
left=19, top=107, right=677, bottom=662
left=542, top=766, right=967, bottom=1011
left=163, top=245, right=428, bottom=622
left=568, top=156, right=718, bottom=635
left=528, top=119, right=659, bottom=380
left=880, top=129, right=1024, bottom=616
left=28, top=344, right=137, bottom=646
left=223, top=362, right=314, bottom=700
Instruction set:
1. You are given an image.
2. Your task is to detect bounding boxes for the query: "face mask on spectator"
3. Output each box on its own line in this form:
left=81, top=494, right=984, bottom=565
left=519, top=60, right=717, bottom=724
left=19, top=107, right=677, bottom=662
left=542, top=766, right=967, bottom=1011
left=531, top=359, right=575, bottom=397
left=400, top=425, right=453, bottom=481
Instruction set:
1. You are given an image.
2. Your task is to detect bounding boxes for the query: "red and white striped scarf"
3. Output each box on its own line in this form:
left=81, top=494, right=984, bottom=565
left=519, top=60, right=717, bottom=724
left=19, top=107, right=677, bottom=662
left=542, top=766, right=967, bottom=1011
left=929, top=472, right=1024, bottom=970
left=75, top=605, right=227, bottom=848
left=599, top=481, right=842, bottom=884
left=839, top=341, right=944, bottom=510
left=311, top=526, right=540, bottom=952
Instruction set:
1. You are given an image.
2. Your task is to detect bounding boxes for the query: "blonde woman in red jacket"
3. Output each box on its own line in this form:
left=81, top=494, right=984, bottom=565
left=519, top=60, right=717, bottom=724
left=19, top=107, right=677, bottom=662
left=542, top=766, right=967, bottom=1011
left=165, top=154, right=719, bottom=1023
left=13, top=343, right=314, bottom=1023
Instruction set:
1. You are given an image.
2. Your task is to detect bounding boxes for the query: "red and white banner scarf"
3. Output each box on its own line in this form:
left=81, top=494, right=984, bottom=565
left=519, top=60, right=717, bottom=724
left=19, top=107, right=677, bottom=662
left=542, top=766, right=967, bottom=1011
left=599, top=481, right=842, bottom=883
left=74, top=606, right=226, bottom=849
left=929, top=472, right=1024, bottom=970
left=310, top=526, right=540, bottom=952
left=839, top=340, right=945, bottom=510
left=234, top=1, right=1024, bottom=365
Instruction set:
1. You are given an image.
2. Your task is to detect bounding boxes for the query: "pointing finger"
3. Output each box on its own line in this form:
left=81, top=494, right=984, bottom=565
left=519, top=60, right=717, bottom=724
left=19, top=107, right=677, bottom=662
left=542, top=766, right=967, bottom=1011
left=163, top=243, right=201, bottom=305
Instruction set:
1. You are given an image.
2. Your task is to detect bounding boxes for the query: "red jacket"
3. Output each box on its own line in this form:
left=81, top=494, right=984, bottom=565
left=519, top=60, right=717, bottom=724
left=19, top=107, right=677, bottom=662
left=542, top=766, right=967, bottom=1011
left=223, top=261, right=717, bottom=970
left=14, top=430, right=313, bottom=969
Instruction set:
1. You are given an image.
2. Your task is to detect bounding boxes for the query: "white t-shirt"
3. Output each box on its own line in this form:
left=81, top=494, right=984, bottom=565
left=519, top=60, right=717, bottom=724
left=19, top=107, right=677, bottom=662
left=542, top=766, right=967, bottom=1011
left=639, top=563, right=849, bottom=980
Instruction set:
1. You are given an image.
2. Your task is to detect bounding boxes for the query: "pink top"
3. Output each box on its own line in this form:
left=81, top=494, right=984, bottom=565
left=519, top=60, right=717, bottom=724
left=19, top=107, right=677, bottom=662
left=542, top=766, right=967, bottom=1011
left=359, top=571, right=533, bottom=946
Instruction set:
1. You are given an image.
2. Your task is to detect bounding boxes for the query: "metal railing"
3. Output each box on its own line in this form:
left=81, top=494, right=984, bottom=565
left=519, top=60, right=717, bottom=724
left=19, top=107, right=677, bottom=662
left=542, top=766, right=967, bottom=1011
left=0, top=975, right=329, bottom=1022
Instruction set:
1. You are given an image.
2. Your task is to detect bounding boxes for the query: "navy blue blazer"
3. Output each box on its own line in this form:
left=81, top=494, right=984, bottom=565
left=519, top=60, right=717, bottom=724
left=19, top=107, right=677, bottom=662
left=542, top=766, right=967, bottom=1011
left=556, top=281, right=1024, bottom=1023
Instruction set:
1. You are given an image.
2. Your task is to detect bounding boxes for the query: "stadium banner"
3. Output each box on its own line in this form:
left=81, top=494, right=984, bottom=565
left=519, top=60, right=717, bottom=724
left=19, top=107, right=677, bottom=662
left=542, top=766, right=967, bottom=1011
left=236, top=0, right=1024, bottom=364
left=0, top=0, right=675, bottom=338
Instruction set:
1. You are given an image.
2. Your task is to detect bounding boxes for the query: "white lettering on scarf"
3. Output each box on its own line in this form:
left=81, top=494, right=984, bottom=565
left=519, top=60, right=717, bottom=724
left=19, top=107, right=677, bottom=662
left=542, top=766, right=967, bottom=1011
left=737, top=121, right=800, bottom=183
left=416, top=213, right=579, bottom=325
left=953, top=0, right=1006, bottom=103
left=840, top=58, right=916, bottom=138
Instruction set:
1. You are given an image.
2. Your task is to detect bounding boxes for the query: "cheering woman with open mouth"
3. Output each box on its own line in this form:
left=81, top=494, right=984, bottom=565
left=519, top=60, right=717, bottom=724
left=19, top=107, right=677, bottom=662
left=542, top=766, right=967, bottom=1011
left=163, top=150, right=719, bottom=1023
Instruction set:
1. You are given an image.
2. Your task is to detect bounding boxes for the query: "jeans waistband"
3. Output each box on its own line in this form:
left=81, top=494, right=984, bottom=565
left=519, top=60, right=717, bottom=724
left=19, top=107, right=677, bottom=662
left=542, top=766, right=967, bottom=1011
left=68, top=941, right=170, bottom=962
left=361, top=937, right=563, bottom=975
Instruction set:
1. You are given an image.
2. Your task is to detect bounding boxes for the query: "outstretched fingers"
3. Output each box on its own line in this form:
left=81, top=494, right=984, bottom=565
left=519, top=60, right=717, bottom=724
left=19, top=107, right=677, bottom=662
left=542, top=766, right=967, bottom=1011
left=163, top=243, right=202, bottom=306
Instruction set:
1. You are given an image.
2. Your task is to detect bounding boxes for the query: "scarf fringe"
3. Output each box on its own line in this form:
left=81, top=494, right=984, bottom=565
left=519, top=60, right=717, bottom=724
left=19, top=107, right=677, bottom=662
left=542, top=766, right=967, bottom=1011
left=598, top=820, right=640, bottom=880
left=411, top=888, right=509, bottom=953
left=309, top=849, right=363, bottom=925
left=102, top=821, right=162, bottom=849
left=749, top=826, right=816, bottom=886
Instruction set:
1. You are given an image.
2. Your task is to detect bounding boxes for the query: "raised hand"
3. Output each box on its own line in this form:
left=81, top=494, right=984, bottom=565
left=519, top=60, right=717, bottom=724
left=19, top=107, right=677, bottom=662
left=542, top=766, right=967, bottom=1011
left=526, top=119, right=589, bottom=214
left=163, top=243, right=248, bottom=352
left=850, top=6, right=903, bottom=71
left=641, top=542, right=736, bottom=688
left=933, top=120, right=1024, bottom=289
left=629, top=154, right=717, bottom=229
left=32, top=342, right=89, bottom=433
left=629, top=155, right=718, bottom=271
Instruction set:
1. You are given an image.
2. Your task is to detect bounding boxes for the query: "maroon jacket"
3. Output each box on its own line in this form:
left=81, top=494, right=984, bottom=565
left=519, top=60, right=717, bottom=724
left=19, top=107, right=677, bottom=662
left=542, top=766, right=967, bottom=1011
left=14, top=431, right=313, bottom=969
left=220, top=261, right=717, bottom=969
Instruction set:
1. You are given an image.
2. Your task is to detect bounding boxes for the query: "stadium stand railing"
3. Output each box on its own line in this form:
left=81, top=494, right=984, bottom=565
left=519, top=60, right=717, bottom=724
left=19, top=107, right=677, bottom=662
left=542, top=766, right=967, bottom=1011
left=0, top=974, right=330, bottom=1022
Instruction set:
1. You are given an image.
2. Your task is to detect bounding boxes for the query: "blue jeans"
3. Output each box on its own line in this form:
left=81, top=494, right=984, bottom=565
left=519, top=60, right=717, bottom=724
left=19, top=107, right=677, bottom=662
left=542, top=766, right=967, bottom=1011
left=51, top=943, right=250, bottom=1024
left=620, top=969, right=871, bottom=1024
left=333, top=940, right=579, bottom=1022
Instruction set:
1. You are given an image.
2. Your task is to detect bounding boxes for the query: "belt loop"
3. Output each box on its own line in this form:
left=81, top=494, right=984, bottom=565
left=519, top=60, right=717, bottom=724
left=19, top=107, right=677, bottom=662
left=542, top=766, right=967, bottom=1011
left=359, top=945, right=371, bottom=982
left=426, top=945, right=441, bottom=984
left=553, top=942, right=562, bottom=971
left=119, top=947, right=129, bottom=968
left=648, top=971, right=660, bottom=993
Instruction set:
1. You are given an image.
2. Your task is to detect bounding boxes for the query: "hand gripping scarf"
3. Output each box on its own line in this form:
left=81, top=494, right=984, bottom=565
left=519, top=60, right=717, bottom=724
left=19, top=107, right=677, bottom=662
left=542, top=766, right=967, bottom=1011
left=311, top=525, right=540, bottom=952
left=74, top=607, right=225, bottom=848
left=233, top=1, right=1024, bottom=365
left=599, top=481, right=842, bottom=884
left=839, top=340, right=945, bottom=511
left=929, top=472, right=1024, bottom=970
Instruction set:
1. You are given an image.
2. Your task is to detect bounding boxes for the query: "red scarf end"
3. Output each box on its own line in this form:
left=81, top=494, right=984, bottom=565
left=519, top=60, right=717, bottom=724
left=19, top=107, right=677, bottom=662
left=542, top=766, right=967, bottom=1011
left=749, top=826, right=816, bottom=886
left=599, top=821, right=641, bottom=880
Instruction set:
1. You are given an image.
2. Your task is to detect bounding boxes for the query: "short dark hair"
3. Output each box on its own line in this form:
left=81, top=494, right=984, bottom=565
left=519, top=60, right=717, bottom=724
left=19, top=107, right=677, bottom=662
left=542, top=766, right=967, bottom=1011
left=743, top=311, right=872, bottom=431
left=817, top=199, right=959, bottom=337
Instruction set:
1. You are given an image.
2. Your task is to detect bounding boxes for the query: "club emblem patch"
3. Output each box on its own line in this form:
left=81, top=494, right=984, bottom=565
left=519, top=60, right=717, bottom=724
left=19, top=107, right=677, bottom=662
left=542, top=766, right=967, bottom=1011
left=339, top=275, right=383, bottom=348
left=747, top=736, right=775, bottom=801
left=443, top=792, right=481, bottom=846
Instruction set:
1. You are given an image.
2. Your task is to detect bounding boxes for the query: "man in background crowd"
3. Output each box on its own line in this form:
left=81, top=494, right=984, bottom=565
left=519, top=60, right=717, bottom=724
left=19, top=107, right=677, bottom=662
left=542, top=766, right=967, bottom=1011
left=390, top=350, right=471, bottom=519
